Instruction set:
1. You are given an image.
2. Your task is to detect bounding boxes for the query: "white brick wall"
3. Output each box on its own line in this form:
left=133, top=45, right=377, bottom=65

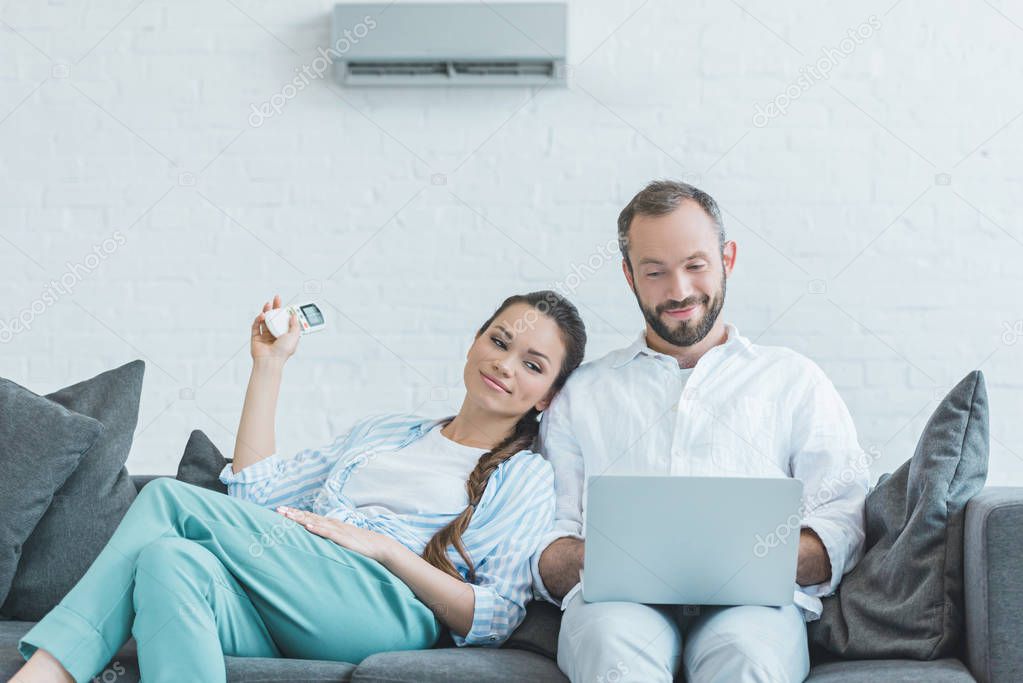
left=1, top=0, right=1021, bottom=485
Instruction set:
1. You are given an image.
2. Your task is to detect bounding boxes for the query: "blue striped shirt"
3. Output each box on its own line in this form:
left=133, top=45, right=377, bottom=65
left=218, top=413, right=555, bottom=647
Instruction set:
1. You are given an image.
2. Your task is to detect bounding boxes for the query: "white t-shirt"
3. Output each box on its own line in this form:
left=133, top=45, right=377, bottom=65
left=342, top=421, right=488, bottom=517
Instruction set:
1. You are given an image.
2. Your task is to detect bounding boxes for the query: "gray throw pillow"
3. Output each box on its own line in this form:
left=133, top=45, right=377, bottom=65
left=0, top=379, right=104, bottom=606
left=1, top=361, right=145, bottom=621
left=175, top=429, right=232, bottom=493
left=809, top=370, right=989, bottom=660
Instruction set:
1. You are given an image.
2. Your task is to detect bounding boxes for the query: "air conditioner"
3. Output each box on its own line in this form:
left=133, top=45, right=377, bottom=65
left=331, top=2, right=567, bottom=87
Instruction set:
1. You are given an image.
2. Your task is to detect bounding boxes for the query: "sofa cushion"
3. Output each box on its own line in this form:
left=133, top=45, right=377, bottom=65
left=0, top=378, right=103, bottom=606
left=503, top=600, right=561, bottom=660
left=809, top=371, right=989, bottom=660
left=0, top=619, right=356, bottom=682
left=806, top=657, right=975, bottom=682
left=224, top=655, right=356, bottom=682
left=353, top=648, right=567, bottom=683
left=1, top=361, right=145, bottom=621
left=0, top=619, right=138, bottom=681
left=176, top=430, right=232, bottom=493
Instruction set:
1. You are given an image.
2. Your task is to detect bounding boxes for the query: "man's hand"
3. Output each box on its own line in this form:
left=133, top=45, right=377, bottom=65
left=796, top=528, right=832, bottom=586
left=538, top=537, right=584, bottom=600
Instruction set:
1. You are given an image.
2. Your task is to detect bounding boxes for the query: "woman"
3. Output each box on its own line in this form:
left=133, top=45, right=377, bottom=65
left=15, top=290, right=586, bottom=683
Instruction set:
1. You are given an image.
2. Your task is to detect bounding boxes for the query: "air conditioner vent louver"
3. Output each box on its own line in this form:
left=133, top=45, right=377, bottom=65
left=333, top=3, right=567, bottom=87
left=347, top=61, right=448, bottom=77
left=344, top=59, right=557, bottom=83
left=452, top=61, right=555, bottom=77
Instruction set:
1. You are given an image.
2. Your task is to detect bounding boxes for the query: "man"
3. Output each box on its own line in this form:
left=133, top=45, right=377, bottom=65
left=533, top=180, right=868, bottom=682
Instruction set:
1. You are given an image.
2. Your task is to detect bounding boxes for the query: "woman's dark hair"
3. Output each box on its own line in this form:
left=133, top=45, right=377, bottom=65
left=421, top=290, right=586, bottom=582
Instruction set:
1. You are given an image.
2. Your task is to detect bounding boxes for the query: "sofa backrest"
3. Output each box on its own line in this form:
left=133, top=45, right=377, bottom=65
left=131, top=474, right=163, bottom=491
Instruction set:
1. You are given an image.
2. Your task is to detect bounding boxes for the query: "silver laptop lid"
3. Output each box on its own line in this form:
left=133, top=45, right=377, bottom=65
left=583, top=475, right=804, bottom=606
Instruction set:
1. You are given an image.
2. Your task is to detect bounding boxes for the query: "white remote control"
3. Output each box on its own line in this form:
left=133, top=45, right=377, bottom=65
left=264, top=302, right=326, bottom=338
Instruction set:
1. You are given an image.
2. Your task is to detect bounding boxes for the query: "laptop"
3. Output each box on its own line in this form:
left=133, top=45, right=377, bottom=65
left=582, top=475, right=804, bottom=606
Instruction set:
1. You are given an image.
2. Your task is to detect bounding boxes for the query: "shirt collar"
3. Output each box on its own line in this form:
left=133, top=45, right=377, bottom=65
left=401, top=415, right=454, bottom=447
left=610, top=322, right=749, bottom=369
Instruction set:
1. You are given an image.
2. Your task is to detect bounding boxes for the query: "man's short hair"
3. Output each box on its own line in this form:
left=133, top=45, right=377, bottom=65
left=617, top=180, right=726, bottom=269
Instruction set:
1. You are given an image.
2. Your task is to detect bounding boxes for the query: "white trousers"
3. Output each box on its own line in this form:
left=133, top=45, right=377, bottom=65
left=556, top=592, right=810, bottom=683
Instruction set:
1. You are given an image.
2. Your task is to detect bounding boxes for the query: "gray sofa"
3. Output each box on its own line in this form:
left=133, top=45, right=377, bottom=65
left=2, top=476, right=1021, bottom=682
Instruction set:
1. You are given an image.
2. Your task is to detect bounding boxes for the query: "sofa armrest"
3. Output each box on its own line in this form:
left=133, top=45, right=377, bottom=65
left=964, top=487, right=1023, bottom=683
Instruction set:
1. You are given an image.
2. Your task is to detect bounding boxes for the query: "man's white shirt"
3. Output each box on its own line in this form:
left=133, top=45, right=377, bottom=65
left=530, top=322, right=869, bottom=620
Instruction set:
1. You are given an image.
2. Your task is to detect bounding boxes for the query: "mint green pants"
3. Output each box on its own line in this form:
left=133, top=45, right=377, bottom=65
left=19, top=478, right=441, bottom=683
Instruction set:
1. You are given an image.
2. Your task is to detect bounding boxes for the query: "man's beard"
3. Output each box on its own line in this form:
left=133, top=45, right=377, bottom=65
left=634, top=267, right=727, bottom=348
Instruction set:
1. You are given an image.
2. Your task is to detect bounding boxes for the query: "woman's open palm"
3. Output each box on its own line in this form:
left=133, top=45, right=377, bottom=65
left=251, top=294, right=301, bottom=361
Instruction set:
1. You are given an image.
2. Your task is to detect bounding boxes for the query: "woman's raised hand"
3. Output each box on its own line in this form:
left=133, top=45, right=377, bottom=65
left=250, top=294, right=301, bottom=362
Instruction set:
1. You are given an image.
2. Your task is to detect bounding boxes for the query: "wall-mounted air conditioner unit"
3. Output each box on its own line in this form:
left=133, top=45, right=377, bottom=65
left=331, top=2, right=567, bottom=87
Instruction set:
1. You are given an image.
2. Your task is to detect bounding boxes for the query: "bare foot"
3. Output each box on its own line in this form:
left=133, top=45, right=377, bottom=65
left=10, top=649, right=74, bottom=683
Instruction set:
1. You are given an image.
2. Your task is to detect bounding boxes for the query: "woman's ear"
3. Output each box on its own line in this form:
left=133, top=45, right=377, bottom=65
left=534, top=389, right=556, bottom=413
